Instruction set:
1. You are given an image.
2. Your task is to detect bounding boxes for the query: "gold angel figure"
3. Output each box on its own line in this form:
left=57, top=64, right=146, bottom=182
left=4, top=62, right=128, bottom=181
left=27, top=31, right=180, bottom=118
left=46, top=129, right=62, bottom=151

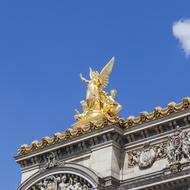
left=73, top=57, right=122, bottom=127
left=80, top=57, right=115, bottom=110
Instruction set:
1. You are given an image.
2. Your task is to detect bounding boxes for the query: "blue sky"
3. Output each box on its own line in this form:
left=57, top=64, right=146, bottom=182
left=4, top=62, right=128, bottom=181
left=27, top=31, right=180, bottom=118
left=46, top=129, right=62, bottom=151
left=0, top=1, right=190, bottom=189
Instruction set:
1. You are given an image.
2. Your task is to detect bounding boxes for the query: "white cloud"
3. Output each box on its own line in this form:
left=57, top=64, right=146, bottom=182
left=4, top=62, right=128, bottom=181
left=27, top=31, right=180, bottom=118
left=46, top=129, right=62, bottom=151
left=173, top=19, right=190, bottom=57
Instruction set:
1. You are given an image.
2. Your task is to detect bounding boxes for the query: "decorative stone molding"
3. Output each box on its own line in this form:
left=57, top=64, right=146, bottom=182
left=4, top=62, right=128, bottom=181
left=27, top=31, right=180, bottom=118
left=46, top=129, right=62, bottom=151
left=128, top=127, right=190, bottom=171
left=17, top=162, right=100, bottom=190
left=17, top=130, right=122, bottom=170
left=125, top=114, right=190, bottom=145
left=17, top=113, right=190, bottom=170
left=167, top=127, right=190, bottom=172
left=128, top=142, right=167, bottom=168
left=29, top=173, right=92, bottom=190
left=17, top=97, right=190, bottom=156
left=125, top=97, right=190, bottom=128
left=138, top=142, right=156, bottom=169
left=40, top=152, right=64, bottom=173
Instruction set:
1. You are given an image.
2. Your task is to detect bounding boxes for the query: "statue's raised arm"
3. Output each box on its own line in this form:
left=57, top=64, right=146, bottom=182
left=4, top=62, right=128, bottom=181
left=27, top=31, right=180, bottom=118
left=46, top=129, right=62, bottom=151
left=80, top=73, right=89, bottom=84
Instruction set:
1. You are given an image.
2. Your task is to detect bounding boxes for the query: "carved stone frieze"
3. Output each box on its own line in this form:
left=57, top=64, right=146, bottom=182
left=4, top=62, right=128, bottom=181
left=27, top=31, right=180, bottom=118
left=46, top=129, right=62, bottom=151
left=154, top=142, right=167, bottom=160
left=128, top=127, right=190, bottom=171
left=40, top=152, right=64, bottom=172
left=167, top=127, right=190, bottom=171
left=138, top=142, right=156, bottom=169
left=128, top=142, right=167, bottom=168
left=128, top=150, right=139, bottom=167
left=29, top=173, right=92, bottom=190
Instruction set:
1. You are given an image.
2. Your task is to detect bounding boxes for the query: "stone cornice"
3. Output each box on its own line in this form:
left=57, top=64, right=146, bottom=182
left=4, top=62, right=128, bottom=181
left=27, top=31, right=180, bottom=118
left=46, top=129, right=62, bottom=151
left=16, top=97, right=190, bottom=156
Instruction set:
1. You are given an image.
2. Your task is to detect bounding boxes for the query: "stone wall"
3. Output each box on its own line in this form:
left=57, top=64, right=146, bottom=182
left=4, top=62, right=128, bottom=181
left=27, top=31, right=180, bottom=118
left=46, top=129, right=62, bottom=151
left=15, top=108, right=190, bottom=189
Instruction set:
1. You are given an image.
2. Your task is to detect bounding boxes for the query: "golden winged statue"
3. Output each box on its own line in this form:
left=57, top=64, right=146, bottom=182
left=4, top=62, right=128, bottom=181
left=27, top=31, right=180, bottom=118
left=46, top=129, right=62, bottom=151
left=73, top=57, right=122, bottom=128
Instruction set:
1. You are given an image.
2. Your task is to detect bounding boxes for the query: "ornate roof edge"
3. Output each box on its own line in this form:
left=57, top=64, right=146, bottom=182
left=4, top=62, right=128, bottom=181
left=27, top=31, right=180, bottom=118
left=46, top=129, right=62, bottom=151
left=125, top=97, right=190, bottom=128
left=17, top=117, right=125, bottom=156
left=17, top=97, right=190, bottom=156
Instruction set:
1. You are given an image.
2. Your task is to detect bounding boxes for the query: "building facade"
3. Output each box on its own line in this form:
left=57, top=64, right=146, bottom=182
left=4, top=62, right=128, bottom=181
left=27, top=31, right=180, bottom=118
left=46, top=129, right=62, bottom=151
left=15, top=58, right=190, bottom=189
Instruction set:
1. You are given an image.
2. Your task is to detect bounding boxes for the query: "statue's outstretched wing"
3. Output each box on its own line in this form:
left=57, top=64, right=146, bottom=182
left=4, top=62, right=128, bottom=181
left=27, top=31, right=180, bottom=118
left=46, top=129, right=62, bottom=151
left=99, top=57, right=115, bottom=88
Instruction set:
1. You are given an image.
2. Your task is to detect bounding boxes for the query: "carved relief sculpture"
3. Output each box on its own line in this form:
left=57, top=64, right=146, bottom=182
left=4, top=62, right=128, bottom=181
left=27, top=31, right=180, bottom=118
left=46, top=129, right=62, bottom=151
left=138, top=142, right=156, bottom=168
left=128, top=127, right=190, bottom=171
left=181, top=131, right=190, bottom=160
left=40, top=152, right=64, bottom=172
left=128, top=142, right=167, bottom=169
left=58, top=175, right=68, bottom=190
left=167, top=127, right=190, bottom=164
left=33, top=174, right=92, bottom=190
left=154, top=143, right=167, bottom=160
left=128, top=150, right=139, bottom=167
